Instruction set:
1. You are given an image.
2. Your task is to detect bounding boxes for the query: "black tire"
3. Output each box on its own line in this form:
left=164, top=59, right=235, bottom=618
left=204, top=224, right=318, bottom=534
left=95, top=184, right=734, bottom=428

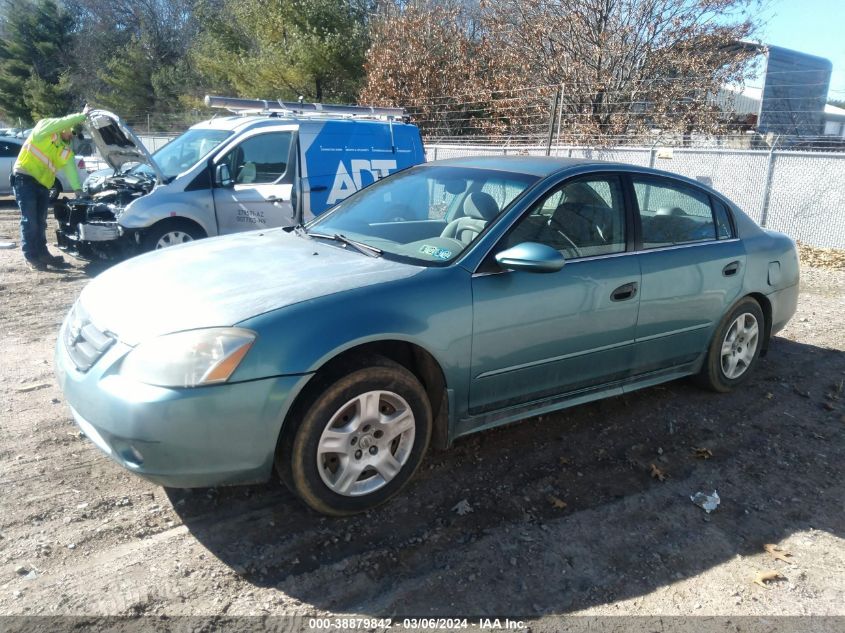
left=277, top=356, right=432, bottom=516
left=695, top=297, right=765, bottom=393
left=141, top=219, right=206, bottom=252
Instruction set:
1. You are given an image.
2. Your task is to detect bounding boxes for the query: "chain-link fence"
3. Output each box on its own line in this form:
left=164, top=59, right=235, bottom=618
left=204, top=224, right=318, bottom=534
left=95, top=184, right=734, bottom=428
left=427, top=144, right=845, bottom=249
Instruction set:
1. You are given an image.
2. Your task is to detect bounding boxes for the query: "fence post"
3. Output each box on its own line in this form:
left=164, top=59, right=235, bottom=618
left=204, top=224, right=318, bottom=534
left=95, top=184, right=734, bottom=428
left=432, top=146, right=438, bottom=161
left=648, top=147, right=657, bottom=168
left=546, top=87, right=560, bottom=157
left=554, top=83, right=564, bottom=155
left=759, top=141, right=778, bottom=227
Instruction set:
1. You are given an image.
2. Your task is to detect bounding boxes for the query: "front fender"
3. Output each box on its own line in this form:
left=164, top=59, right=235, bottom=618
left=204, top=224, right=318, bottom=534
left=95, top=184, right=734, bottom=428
left=119, top=186, right=217, bottom=237
left=231, top=267, right=474, bottom=415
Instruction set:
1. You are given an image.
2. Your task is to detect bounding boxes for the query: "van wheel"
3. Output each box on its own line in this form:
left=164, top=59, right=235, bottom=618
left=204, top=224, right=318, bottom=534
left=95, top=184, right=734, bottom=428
left=695, top=297, right=764, bottom=392
left=142, top=220, right=206, bottom=251
left=277, top=356, right=432, bottom=516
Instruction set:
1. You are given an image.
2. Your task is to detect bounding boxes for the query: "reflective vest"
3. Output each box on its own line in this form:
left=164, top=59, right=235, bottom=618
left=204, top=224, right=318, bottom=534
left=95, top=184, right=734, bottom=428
left=14, top=112, right=86, bottom=190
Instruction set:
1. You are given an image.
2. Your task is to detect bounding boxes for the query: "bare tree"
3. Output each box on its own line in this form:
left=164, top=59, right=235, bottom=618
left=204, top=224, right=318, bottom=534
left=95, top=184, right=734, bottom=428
left=364, top=0, right=760, bottom=143
left=361, top=0, right=488, bottom=137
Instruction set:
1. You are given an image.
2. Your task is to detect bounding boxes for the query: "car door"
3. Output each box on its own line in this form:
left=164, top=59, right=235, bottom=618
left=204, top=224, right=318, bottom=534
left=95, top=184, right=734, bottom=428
left=212, top=130, right=296, bottom=234
left=469, top=174, right=641, bottom=415
left=0, top=139, right=21, bottom=194
left=630, top=175, right=746, bottom=375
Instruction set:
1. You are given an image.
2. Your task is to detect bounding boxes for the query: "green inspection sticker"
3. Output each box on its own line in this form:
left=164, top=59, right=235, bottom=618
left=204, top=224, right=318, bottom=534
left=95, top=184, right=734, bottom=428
left=419, top=244, right=452, bottom=260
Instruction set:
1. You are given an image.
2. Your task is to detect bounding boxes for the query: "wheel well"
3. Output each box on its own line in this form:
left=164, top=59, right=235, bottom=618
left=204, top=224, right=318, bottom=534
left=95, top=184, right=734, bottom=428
left=747, top=292, right=773, bottom=355
left=287, top=341, right=450, bottom=451
left=148, top=216, right=207, bottom=238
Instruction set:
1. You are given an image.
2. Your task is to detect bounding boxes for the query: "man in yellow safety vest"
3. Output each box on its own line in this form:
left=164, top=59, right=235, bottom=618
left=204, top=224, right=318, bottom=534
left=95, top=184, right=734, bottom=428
left=12, top=104, right=91, bottom=270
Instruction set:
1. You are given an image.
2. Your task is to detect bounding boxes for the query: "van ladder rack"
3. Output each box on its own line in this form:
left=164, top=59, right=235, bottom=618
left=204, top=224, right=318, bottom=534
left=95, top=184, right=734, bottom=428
left=204, top=95, right=406, bottom=121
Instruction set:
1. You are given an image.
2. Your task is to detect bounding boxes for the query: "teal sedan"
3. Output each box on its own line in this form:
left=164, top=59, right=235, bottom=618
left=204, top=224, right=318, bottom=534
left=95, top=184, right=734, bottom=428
left=55, top=157, right=799, bottom=515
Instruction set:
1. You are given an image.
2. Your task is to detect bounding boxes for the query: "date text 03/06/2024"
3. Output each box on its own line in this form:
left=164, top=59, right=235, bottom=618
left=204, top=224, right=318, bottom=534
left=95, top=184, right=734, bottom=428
left=307, top=618, right=527, bottom=630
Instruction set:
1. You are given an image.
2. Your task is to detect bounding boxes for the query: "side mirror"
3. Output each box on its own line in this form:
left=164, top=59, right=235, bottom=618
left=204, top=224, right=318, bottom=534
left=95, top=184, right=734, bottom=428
left=215, top=163, right=232, bottom=187
left=495, top=242, right=566, bottom=273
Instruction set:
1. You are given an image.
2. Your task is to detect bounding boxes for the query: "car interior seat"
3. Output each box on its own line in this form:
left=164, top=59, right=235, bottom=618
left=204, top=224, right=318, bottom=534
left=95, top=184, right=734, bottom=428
left=237, top=161, right=257, bottom=184
left=440, top=191, right=500, bottom=244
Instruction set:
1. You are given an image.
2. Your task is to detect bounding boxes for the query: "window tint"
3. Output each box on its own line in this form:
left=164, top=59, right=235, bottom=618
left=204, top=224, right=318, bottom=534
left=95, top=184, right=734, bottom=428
left=503, top=176, right=626, bottom=258
left=712, top=198, right=734, bottom=239
left=222, top=132, right=291, bottom=185
left=634, top=178, right=716, bottom=248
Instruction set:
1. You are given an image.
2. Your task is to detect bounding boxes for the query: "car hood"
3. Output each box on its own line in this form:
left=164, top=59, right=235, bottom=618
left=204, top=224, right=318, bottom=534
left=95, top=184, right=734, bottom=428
left=78, top=230, right=423, bottom=346
left=85, top=109, right=163, bottom=183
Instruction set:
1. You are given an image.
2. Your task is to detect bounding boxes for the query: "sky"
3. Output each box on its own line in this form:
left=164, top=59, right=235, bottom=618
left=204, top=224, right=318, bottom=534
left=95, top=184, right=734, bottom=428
left=760, top=0, right=845, bottom=101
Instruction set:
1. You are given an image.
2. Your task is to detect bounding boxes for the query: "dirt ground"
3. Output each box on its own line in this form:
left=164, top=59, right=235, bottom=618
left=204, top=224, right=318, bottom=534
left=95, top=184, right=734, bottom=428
left=0, top=201, right=843, bottom=630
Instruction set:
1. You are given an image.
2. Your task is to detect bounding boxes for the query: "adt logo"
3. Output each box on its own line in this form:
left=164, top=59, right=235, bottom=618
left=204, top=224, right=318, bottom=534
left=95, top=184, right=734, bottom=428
left=328, top=159, right=397, bottom=204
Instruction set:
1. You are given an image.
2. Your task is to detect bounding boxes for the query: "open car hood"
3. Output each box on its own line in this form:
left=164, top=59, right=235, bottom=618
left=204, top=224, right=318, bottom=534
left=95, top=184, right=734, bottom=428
left=85, top=109, right=163, bottom=183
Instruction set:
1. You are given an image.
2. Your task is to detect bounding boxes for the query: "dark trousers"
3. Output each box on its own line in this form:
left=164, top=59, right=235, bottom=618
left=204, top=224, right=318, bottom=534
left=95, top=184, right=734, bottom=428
left=12, top=173, right=50, bottom=260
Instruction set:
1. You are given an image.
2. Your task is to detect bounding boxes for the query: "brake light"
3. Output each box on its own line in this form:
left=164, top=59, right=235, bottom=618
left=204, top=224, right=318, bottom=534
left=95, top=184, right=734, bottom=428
left=77, top=158, right=86, bottom=170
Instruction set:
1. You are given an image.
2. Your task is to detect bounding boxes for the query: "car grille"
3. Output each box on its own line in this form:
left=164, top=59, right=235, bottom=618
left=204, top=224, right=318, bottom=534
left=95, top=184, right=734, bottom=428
left=64, top=304, right=114, bottom=372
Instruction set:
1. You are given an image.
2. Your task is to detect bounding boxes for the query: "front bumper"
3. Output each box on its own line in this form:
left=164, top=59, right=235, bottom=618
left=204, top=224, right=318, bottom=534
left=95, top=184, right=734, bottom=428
left=55, top=321, right=310, bottom=488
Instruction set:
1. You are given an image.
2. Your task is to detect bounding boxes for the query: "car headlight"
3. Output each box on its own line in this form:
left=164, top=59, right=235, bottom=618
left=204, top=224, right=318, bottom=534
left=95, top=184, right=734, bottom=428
left=120, top=328, right=256, bottom=388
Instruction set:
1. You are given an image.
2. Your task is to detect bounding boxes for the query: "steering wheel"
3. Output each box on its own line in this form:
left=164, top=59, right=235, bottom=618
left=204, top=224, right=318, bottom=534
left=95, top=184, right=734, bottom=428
left=546, top=217, right=582, bottom=258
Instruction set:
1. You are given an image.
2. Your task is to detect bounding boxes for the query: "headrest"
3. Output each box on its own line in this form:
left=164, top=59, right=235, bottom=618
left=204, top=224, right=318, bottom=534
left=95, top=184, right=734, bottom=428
left=463, top=191, right=499, bottom=220
left=656, top=206, right=687, bottom=217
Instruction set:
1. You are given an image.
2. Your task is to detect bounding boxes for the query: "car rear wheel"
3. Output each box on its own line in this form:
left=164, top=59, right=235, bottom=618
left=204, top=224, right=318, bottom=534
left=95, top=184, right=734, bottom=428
left=278, top=356, right=432, bottom=516
left=696, top=297, right=764, bottom=392
left=142, top=220, right=205, bottom=251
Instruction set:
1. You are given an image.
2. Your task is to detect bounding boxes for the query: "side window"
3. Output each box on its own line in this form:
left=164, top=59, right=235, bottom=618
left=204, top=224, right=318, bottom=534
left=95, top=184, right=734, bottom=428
left=712, top=198, right=735, bottom=239
left=221, top=132, right=291, bottom=185
left=634, top=178, right=716, bottom=248
left=503, top=176, right=626, bottom=258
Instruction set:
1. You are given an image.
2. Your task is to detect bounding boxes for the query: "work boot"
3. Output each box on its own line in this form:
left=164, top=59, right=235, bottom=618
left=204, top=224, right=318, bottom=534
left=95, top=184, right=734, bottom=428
left=37, top=253, right=70, bottom=268
left=25, top=257, right=48, bottom=271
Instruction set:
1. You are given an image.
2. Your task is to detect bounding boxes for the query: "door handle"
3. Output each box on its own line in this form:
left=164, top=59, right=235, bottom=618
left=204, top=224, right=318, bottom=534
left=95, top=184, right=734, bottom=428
left=722, top=261, right=740, bottom=276
left=309, top=185, right=328, bottom=193
left=611, top=282, right=638, bottom=302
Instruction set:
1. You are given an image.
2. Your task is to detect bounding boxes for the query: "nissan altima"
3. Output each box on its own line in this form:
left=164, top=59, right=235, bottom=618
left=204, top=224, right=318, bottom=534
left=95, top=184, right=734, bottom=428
left=55, top=157, right=799, bottom=515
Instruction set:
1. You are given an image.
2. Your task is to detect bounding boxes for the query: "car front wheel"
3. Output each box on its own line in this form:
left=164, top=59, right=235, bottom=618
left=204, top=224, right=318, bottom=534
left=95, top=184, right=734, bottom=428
left=278, top=357, right=432, bottom=516
left=696, top=297, right=764, bottom=392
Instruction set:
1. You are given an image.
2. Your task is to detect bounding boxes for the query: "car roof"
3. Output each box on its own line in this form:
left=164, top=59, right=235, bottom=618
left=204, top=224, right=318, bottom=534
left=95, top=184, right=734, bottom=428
left=425, top=155, right=738, bottom=205
left=426, top=155, right=622, bottom=177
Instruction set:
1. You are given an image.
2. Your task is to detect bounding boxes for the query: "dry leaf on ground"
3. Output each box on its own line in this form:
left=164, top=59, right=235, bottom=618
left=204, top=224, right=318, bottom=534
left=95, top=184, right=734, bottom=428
left=798, top=243, right=845, bottom=271
left=753, top=570, right=786, bottom=588
left=649, top=463, right=667, bottom=481
left=764, top=544, right=793, bottom=563
left=692, top=447, right=713, bottom=459
left=547, top=495, right=567, bottom=509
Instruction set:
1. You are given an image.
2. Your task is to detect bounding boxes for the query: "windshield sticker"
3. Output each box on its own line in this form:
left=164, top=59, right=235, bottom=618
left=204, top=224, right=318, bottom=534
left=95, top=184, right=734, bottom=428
left=419, top=244, right=452, bottom=260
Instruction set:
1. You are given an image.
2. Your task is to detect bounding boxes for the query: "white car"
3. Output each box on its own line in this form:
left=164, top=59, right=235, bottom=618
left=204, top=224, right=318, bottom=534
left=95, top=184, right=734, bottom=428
left=0, top=135, right=91, bottom=199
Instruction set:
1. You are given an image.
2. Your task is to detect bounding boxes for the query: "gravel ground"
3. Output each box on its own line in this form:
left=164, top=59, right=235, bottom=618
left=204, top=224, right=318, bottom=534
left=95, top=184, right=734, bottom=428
left=0, top=204, right=843, bottom=630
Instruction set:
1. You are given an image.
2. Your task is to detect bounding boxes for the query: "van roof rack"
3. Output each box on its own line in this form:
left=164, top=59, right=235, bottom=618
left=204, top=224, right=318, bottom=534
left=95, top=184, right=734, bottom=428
left=204, top=95, right=406, bottom=121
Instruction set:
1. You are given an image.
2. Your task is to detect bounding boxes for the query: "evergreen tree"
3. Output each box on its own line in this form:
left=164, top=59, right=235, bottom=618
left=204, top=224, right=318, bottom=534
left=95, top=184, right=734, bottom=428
left=0, top=0, right=75, bottom=123
left=191, top=0, right=370, bottom=103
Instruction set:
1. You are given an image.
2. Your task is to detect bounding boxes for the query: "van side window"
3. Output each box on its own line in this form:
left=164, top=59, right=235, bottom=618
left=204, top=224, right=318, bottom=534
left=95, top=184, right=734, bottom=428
left=222, top=132, right=292, bottom=185
left=633, top=178, right=717, bottom=248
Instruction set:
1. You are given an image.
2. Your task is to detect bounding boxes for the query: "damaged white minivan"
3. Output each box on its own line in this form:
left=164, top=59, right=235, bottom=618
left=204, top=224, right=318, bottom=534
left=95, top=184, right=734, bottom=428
left=54, top=97, right=425, bottom=259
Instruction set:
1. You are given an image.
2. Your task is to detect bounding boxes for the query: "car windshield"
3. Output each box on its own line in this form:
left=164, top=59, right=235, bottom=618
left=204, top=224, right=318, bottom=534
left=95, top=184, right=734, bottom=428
left=306, top=165, right=539, bottom=266
left=152, top=128, right=232, bottom=180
